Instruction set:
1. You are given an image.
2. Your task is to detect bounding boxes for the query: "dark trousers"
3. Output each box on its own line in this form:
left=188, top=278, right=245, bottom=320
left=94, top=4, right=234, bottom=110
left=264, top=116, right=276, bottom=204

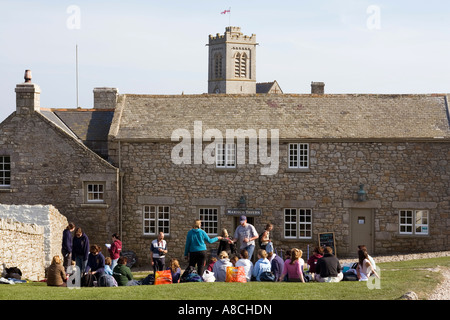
left=153, top=257, right=165, bottom=274
left=188, top=250, right=207, bottom=276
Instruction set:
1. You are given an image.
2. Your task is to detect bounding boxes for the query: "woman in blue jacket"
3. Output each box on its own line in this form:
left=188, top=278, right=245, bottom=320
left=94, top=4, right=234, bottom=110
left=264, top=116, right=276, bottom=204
left=184, top=219, right=222, bottom=276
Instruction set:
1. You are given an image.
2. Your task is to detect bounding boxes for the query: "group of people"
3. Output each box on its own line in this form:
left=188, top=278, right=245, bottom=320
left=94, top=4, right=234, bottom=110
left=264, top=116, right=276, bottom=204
left=47, top=222, right=123, bottom=287
left=46, top=216, right=379, bottom=287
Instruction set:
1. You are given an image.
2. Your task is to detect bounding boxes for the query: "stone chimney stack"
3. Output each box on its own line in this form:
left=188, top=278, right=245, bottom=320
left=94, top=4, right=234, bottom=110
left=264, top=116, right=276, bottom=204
left=311, top=82, right=325, bottom=95
left=15, top=70, right=41, bottom=115
left=93, top=87, right=119, bottom=109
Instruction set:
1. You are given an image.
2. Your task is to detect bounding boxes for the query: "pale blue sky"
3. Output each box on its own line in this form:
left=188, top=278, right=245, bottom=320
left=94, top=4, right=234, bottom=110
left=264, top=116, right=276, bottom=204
left=1, top=0, right=449, bottom=121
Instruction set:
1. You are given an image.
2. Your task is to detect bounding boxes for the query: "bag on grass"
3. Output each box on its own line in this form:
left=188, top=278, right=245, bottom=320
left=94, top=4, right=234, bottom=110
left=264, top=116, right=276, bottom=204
left=154, top=270, right=172, bottom=285
left=202, top=270, right=215, bottom=282
left=259, top=271, right=276, bottom=282
left=225, top=266, right=247, bottom=283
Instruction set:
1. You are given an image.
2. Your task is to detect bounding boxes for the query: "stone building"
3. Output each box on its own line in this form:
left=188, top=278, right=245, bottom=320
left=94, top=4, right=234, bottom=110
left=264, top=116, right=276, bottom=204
left=0, top=27, right=449, bottom=267
left=0, top=74, right=120, bottom=250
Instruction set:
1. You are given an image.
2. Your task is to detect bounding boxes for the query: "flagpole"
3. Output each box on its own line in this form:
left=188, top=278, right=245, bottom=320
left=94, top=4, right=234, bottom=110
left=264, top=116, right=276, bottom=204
left=229, top=7, right=231, bottom=26
left=76, top=44, right=79, bottom=109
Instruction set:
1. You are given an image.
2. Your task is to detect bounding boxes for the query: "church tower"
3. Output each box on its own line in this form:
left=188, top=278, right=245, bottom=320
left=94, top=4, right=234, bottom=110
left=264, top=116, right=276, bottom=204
left=208, top=26, right=257, bottom=94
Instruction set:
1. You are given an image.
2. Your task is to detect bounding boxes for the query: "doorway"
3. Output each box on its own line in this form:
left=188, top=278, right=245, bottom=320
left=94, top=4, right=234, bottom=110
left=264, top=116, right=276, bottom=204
left=350, top=208, right=374, bottom=255
left=232, top=216, right=255, bottom=235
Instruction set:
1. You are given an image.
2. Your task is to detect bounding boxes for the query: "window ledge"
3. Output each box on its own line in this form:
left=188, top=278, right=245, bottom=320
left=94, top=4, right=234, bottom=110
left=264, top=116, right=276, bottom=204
left=286, top=168, right=310, bottom=173
left=81, top=203, right=109, bottom=209
left=214, top=168, right=237, bottom=173
left=0, top=188, right=13, bottom=193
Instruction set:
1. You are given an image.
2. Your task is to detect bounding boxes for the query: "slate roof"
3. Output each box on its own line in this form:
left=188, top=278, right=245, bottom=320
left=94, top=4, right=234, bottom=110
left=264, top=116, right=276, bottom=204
left=110, top=93, right=450, bottom=141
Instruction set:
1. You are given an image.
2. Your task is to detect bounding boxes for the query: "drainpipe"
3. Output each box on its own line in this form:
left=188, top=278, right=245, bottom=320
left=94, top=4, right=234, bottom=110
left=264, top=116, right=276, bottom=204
left=119, top=140, right=123, bottom=240
left=444, top=95, right=450, bottom=127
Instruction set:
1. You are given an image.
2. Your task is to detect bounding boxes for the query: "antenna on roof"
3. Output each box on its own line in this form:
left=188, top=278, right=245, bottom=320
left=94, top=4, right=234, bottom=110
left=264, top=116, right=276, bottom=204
left=76, top=44, right=79, bottom=108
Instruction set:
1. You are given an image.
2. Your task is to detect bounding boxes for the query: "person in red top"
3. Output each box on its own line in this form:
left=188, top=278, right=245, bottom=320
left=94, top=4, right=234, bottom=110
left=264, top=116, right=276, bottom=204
left=307, top=246, right=324, bottom=280
left=108, top=233, right=122, bottom=270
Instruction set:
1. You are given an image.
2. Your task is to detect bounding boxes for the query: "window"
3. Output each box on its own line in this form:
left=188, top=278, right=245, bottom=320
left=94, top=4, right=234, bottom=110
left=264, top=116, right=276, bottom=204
left=289, top=143, right=309, bottom=169
left=216, top=143, right=236, bottom=168
left=0, top=156, right=11, bottom=187
left=399, top=210, right=429, bottom=235
left=234, top=52, right=247, bottom=78
left=284, top=208, right=312, bottom=239
left=86, top=183, right=104, bottom=203
left=214, top=53, right=223, bottom=79
left=143, top=206, right=170, bottom=235
left=199, top=208, right=219, bottom=235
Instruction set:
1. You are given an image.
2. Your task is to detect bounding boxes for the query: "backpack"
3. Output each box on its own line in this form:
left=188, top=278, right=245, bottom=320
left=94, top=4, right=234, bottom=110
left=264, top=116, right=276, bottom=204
left=259, top=271, right=276, bottom=282
left=180, top=266, right=203, bottom=283
left=98, top=274, right=118, bottom=287
left=81, top=273, right=95, bottom=287
left=258, top=232, right=265, bottom=247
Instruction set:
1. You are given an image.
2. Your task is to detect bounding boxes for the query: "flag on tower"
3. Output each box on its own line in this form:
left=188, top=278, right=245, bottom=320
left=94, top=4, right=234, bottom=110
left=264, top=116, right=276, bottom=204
left=221, top=9, right=230, bottom=14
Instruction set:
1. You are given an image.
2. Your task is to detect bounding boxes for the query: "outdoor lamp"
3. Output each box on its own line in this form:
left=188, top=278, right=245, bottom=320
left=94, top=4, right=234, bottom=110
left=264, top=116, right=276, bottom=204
left=357, top=184, right=367, bottom=202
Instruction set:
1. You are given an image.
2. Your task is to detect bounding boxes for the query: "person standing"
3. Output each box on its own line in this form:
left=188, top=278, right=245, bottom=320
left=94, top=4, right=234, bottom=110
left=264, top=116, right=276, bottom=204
left=150, top=232, right=167, bottom=274
left=184, top=219, right=222, bottom=276
left=232, top=215, right=259, bottom=261
left=107, top=233, right=122, bottom=270
left=61, top=222, right=75, bottom=272
left=259, top=223, right=273, bottom=251
left=72, top=227, right=90, bottom=274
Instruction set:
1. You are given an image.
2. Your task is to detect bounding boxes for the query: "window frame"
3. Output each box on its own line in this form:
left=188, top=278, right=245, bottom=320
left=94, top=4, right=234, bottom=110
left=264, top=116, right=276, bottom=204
left=143, top=205, right=170, bottom=236
left=288, top=143, right=309, bottom=169
left=199, top=207, right=219, bottom=236
left=85, top=182, right=105, bottom=203
left=216, top=143, right=236, bottom=169
left=399, top=210, right=429, bottom=235
left=284, top=208, right=313, bottom=240
left=0, top=156, right=11, bottom=188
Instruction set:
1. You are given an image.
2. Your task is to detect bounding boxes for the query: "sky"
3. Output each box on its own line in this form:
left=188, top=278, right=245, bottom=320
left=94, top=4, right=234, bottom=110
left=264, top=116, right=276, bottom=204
left=0, top=0, right=449, bottom=122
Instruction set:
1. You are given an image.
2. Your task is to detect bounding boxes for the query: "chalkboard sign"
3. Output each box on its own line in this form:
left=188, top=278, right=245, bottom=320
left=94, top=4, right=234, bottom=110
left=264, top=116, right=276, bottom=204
left=318, top=232, right=336, bottom=256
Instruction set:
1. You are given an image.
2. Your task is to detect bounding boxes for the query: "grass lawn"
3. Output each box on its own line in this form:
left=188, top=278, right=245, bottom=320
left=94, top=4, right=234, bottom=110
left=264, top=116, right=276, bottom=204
left=0, top=256, right=448, bottom=301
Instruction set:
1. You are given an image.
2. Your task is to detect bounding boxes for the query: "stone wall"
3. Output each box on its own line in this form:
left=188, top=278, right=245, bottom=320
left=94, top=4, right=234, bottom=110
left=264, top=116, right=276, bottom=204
left=117, top=140, right=450, bottom=266
left=0, top=204, right=68, bottom=268
left=0, top=218, right=45, bottom=281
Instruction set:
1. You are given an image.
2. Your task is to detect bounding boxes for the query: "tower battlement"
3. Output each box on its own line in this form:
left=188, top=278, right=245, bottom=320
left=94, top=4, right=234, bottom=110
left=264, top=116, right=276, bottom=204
left=209, top=26, right=256, bottom=45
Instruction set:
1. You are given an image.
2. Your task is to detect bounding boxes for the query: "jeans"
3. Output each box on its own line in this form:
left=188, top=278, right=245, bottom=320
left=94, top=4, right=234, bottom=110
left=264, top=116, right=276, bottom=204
left=75, top=256, right=87, bottom=274
left=243, top=244, right=255, bottom=261
left=111, top=258, right=118, bottom=271
left=153, top=257, right=165, bottom=273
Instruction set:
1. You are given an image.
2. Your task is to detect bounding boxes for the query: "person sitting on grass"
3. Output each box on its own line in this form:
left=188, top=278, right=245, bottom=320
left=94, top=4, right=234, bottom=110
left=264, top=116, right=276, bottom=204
left=113, top=256, right=139, bottom=286
left=47, top=255, right=67, bottom=287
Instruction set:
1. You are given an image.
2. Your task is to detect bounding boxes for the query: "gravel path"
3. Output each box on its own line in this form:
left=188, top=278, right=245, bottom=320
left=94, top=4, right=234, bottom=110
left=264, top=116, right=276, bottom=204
left=428, top=266, right=450, bottom=300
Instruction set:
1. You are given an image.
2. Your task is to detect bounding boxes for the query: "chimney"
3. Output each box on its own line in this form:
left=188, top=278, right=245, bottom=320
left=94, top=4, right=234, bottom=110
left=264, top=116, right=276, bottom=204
left=93, top=87, right=119, bottom=109
left=15, top=70, right=41, bottom=115
left=311, top=82, right=325, bottom=95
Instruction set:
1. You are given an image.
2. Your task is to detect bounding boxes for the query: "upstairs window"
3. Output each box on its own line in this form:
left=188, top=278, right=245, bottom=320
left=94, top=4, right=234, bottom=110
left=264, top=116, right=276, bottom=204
left=0, top=156, right=11, bottom=188
left=86, top=182, right=105, bottom=203
left=289, top=143, right=309, bottom=169
left=216, top=143, right=236, bottom=168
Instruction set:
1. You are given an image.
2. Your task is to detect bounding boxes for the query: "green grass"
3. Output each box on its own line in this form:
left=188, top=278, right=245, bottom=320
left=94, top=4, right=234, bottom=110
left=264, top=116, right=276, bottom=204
left=1, top=257, right=448, bottom=300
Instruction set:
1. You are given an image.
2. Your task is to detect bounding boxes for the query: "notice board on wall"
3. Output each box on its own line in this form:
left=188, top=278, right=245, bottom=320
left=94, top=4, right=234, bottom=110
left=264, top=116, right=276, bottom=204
left=318, top=232, right=336, bottom=256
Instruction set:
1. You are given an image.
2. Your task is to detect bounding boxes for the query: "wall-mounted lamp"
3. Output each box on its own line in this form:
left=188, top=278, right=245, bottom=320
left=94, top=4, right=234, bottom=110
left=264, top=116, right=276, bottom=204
left=238, top=195, right=247, bottom=208
left=357, top=184, right=367, bottom=202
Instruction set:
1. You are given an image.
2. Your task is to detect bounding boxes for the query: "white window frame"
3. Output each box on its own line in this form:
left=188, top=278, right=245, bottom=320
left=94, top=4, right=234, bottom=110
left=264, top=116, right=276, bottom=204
left=284, top=208, right=312, bottom=239
left=399, top=210, right=429, bottom=235
left=289, top=143, right=309, bottom=169
left=143, top=205, right=170, bottom=236
left=199, top=208, right=219, bottom=236
left=216, top=143, right=236, bottom=168
left=0, top=156, right=11, bottom=188
left=86, top=182, right=105, bottom=203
